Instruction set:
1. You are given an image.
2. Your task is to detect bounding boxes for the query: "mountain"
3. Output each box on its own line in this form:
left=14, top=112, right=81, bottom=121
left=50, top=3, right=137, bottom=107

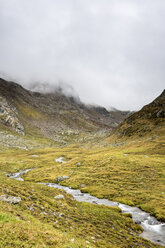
left=0, top=79, right=165, bottom=248
left=108, top=109, right=133, bottom=127
left=0, top=78, right=130, bottom=148
left=110, top=89, right=165, bottom=139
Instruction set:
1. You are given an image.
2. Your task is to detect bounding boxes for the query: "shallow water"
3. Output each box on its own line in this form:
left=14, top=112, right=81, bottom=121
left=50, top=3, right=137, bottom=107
left=8, top=169, right=165, bottom=246
left=55, top=157, right=66, bottom=163
left=43, top=183, right=165, bottom=246
left=7, top=169, right=32, bottom=181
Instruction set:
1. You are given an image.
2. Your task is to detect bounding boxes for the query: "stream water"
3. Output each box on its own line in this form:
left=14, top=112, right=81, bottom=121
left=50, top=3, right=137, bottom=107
left=7, top=169, right=165, bottom=246
left=7, top=169, right=32, bottom=181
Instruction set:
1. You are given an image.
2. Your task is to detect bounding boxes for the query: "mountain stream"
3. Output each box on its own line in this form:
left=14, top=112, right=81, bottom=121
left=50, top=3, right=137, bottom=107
left=7, top=168, right=165, bottom=246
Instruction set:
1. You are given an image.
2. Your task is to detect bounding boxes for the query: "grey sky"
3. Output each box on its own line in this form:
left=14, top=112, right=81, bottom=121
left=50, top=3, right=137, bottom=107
left=0, top=0, right=165, bottom=110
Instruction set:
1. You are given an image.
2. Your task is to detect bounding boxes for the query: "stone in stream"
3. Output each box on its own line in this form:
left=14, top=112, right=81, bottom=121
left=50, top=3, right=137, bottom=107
left=0, top=195, right=21, bottom=204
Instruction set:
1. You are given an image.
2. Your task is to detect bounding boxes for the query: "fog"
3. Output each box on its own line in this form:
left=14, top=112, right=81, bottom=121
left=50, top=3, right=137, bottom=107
left=0, top=0, right=165, bottom=110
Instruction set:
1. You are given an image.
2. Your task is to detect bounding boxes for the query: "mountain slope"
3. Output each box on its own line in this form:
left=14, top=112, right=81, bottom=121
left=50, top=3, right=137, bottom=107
left=110, top=90, right=165, bottom=140
left=0, top=78, right=130, bottom=147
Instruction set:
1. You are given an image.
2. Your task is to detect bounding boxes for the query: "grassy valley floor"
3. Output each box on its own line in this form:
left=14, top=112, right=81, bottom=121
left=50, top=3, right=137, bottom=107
left=0, top=136, right=164, bottom=247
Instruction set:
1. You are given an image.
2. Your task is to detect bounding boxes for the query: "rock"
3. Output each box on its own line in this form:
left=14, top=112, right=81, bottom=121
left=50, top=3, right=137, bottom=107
left=55, top=157, right=66, bottom=163
left=30, top=155, right=39, bottom=157
left=156, top=109, right=164, bottom=118
left=0, top=131, right=32, bottom=150
left=57, top=212, right=63, bottom=217
left=29, top=205, right=35, bottom=211
left=77, top=162, right=81, bottom=167
left=0, top=195, right=21, bottom=204
left=0, top=96, right=24, bottom=134
left=54, top=195, right=64, bottom=199
left=56, top=176, right=69, bottom=182
left=80, top=184, right=86, bottom=188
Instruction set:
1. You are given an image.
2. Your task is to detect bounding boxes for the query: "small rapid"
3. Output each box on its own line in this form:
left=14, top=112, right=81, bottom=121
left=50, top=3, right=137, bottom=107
left=7, top=169, right=32, bottom=181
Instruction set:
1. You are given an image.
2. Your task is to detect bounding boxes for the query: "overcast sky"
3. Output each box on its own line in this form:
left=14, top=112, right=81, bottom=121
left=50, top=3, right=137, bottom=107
left=0, top=0, right=165, bottom=110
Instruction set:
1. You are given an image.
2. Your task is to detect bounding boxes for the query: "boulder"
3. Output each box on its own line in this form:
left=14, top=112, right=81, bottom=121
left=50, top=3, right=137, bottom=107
left=56, top=176, right=69, bottom=182
left=54, top=195, right=64, bottom=200
left=0, top=195, right=21, bottom=204
left=80, top=184, right=87, bottom=188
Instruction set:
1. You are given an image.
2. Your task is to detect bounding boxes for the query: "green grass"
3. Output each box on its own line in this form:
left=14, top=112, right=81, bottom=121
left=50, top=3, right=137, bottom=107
left=0, top=135, right=164, bottom=247
left=0, top=166, right=151, bottom=248
left=20, top=136, right=165, bottom=222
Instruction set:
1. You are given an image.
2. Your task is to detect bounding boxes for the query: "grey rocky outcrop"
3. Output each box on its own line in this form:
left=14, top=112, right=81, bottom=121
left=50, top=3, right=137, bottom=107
left=0, top=96, right=24, bottom=134
left=56, top=176, right=69, bottom=182
left=0, top=195, right=21, bottom=204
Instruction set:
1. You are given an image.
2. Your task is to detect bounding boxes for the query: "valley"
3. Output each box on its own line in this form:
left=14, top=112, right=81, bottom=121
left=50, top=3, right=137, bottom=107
left=0, top=79, right=164, bottom=247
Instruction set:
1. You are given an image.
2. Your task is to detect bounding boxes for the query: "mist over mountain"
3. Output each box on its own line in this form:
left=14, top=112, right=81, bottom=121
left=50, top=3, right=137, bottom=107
left=0, top=1, right=165, bottom=247
left=27, top=81, right=81, bottom=102
left=0, top=77, right=132, bottom=148
left=1, top=1, right=165, bottom=110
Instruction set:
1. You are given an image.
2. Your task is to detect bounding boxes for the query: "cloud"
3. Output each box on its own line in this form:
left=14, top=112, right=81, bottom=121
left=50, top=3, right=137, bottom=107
left=0, top=0, right=164, bottom=110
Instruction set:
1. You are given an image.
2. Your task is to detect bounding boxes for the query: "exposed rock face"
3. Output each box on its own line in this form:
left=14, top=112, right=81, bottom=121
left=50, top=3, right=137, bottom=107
left=0, top=195, right=21, bottom=204
left=0, top=96, right=24, bottom=134
left=56, top=176, right=70, bottom=182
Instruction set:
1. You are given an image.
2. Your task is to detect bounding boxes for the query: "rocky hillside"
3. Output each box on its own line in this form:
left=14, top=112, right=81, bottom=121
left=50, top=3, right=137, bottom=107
left=0, top=95, right=24, bottom=134
left=110, top=89, right=165, bottom=139
left=0, top=78, right=130, bottom=147
left=109, top=109, right=133, bottom=127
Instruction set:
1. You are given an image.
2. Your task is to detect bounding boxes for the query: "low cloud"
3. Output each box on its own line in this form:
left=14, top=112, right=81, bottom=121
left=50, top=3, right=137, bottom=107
left=27, top=81, right=80, bottom=100
left=0, top=0, right=164, bottom=110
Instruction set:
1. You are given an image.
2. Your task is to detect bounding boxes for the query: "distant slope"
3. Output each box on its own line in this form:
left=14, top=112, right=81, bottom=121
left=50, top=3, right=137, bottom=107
left=90, top=106, right=132, bottom=127
left=108, top=109, right=133, bottom=127
left=110, top=90, right=165, bottom=140
left=0, top=78, right=130, bottom=147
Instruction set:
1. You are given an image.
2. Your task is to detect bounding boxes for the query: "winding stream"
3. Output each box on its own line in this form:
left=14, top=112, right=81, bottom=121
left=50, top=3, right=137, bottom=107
left=7, top=169, right=165, bottom=246
left=7, top=169, right=32, bottom=181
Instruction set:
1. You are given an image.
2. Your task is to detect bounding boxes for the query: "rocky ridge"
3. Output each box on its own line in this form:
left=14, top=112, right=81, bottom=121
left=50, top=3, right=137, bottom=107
left=0, top=95, right=24, bottom=134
